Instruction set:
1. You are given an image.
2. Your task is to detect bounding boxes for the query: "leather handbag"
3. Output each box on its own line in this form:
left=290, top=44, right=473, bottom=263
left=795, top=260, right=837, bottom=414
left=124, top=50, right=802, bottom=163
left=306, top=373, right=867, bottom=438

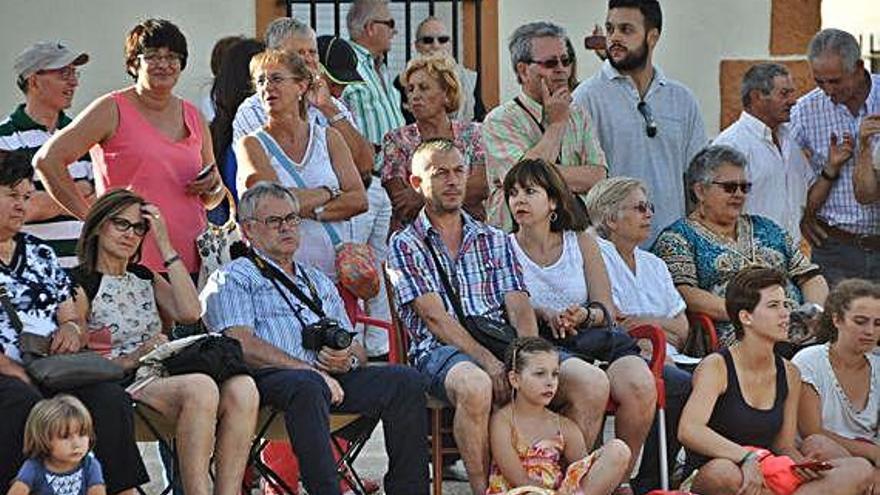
left=255, top=129, right=380, bottom=300
left=425, top=241, right=517, bottom=361
left=138, top=333, right=250, bottom=384
left=541, top=301, right=640, bottom=366
left=196, top=189, right=243, bottom=289
left=0, top=283, right=124, bottom=390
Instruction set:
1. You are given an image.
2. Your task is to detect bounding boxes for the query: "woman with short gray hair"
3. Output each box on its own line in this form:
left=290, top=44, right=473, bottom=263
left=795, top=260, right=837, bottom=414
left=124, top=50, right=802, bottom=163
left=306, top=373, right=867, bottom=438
left=652, top=145, right=829, bottom=347
left=584, top=177, right=690, bottom=350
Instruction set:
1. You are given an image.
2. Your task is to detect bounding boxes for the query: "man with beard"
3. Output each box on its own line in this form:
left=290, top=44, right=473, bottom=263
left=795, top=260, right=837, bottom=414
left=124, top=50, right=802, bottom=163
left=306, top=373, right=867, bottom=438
left=713, top=63, right=812, bottom=244
left=0, top=41, right=93, bottom=267
left=573, top=0, right=706, bottom=244
left=482, top=21, right=607, bottom=231
left=790, top=28, right=880, bottom=285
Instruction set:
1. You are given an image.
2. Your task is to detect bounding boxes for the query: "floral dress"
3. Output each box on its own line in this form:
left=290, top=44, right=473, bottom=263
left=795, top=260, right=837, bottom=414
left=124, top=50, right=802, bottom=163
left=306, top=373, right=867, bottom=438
left=486, top=412, right=597, bottom=495
left=651, top=214, right=820, bottom=346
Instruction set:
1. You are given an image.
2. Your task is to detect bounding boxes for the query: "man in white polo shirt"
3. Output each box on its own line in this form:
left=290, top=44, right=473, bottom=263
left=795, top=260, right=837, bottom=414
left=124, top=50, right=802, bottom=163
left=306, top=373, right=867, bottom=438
left=0, top=41, right=93, bottom=266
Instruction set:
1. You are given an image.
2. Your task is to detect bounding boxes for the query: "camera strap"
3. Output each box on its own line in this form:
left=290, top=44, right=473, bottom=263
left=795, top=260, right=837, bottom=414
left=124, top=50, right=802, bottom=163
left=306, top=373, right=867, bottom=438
left=247, top=252, right=326, bottom=321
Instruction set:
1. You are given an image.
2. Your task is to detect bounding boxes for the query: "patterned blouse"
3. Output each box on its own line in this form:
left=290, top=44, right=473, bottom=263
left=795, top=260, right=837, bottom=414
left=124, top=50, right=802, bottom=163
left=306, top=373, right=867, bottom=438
left=652, top=214, right=820, bottom=346
left=71, top=264, right=162, bottom=359
left=0, top=233, right=72, bottom=363
left=380, top=120, right=486, bottom=183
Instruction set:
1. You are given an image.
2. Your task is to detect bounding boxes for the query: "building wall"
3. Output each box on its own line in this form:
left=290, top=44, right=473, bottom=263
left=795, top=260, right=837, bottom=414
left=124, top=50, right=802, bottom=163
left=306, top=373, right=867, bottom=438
left=497, top=0, right=772, bottom=137
left=0, top=0, right=254, bottom=116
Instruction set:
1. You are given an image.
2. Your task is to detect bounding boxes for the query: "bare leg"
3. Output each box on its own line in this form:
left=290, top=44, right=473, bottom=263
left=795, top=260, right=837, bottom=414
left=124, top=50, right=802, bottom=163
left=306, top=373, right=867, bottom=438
left=138, top=374, right=220, bottom=495
left=579, top=439, right=631, bottom=495
left=554, top=358, right=609, bottom=448
left=212, top=375, right=259, bottom=495
left=794, top=457, right=873, bottom=495
left=446, top=362, right=493, bottom=495
left=606, top=356, right=656, bottom=477
left=691, top=459, right=743, bottom=495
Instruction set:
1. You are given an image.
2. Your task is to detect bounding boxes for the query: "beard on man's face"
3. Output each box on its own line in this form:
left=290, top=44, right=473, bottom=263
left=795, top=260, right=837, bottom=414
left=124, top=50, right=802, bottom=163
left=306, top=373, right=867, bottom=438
left=608, top=37, right=650, bottom=72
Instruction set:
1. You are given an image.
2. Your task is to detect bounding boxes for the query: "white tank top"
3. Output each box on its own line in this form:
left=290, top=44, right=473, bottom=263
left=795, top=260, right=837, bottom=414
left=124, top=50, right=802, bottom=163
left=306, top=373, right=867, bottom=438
left=509, top=230, right=587, bottom=311
left=254, top=124, right=350, bottom=278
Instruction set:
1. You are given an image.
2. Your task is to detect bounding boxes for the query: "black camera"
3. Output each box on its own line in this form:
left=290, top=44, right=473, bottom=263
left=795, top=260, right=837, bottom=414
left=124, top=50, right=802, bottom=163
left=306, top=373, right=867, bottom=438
left=301, top=318, right=353, bottom=351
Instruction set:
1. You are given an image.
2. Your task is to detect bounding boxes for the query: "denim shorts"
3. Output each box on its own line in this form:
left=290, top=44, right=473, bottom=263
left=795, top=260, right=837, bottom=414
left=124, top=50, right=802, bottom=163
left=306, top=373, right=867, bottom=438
left=416, top=344, right=576, bottom=404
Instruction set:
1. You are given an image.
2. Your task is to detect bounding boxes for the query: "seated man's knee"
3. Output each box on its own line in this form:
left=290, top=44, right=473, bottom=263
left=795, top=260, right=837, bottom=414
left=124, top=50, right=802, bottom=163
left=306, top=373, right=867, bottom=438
left=560, top=358, right=609, bottom=405
left=446, top=364, right=492, bottom=413
left=610, top=359, right=657, bottom=407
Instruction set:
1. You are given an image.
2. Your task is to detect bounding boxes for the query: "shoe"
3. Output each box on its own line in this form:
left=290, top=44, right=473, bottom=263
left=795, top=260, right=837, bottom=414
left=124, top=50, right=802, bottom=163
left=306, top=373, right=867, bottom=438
left=441, top=460, right=469, bottom=482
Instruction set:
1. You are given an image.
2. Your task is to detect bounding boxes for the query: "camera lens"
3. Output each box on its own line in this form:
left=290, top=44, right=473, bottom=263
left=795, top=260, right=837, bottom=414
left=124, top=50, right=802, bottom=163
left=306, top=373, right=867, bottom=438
left=331, top=329, right=353, bottom=349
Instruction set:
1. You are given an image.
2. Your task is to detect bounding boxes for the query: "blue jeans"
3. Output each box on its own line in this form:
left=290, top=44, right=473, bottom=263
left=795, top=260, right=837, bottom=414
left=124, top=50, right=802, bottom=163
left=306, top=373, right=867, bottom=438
left=253, top=365, right=429, bottom=495
left=812, top=235, right=880, bottom=287
left=632, top=364, right=693, bottom=494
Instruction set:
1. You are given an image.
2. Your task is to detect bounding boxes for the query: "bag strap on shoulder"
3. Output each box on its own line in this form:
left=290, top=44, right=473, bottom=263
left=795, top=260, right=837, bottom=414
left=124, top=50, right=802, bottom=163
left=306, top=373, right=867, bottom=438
left=424, top=240, right=469, bottom=326
left=0, top=283, right=23, bottom=334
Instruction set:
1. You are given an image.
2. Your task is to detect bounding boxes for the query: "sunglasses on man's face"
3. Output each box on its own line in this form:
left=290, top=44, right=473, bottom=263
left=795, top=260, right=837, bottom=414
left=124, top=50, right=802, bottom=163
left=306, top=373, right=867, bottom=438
left=711, top=181, right=753, bottom=194
left=527, top=55, right=573, bottom=70
left=418, top=35, right=450, bottom=45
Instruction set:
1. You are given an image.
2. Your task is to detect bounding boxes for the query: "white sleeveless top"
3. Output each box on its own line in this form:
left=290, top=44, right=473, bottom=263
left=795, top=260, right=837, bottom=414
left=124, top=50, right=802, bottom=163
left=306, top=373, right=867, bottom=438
left=254, top=124, right=350, bottom=278
left=509, top=230, right=587, bottom=311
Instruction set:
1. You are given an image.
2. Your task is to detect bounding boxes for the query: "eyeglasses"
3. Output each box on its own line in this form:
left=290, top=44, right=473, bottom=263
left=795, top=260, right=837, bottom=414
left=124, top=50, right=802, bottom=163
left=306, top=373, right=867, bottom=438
left=36, top=66, right=80, bottom=82
left=254, top=74, right=299, bottom=88
left=627, top=201, right=655, bottom=214
left=527, top=55, right=573, bottom=69
left=711, top=181, right=753, bottom=194
left=637, top=101, right=658, bottom=138
left=418, top=35, right=450, bottom=45
left=138, top=52, right=182, bottom=66
left=250, top=213, right=302, bottom=230
left=371, top=18, right=396, bottom=30
left=109, top=217, right=150, bottom=237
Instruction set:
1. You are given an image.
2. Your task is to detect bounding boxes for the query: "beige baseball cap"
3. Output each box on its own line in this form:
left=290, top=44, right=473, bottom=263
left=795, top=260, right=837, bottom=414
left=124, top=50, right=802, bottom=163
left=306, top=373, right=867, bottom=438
left=14, top=41, right=89, bottom=79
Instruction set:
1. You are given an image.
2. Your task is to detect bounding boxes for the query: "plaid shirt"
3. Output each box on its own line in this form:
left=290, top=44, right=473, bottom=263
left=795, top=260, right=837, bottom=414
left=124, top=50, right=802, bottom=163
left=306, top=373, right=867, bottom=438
left=790, top=72, right=880, bottom=235
left=482, top=92, right=606, bottom=230
left=200, top=252, right=352, bottom=366
left=341, top=41, right=405, bottom=171
left=387, top=210, right=527, bottom=366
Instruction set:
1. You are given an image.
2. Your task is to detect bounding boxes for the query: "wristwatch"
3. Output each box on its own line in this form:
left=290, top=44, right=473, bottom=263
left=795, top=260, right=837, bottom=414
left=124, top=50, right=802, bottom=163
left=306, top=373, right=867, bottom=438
left=314, top=205, right=326, bottom=221
left=349, top=354, right=361, bottom=370
left=322, top=184, right=342, bottom=200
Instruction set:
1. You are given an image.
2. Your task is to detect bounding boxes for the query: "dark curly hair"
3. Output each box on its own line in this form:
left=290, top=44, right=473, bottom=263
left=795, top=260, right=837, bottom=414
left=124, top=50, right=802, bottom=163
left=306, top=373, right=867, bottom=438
left=0, top=149, right=35, bottom=187
left=124, top=19, right=189, bottom=79
left=503, top=158, right=588, bottom=233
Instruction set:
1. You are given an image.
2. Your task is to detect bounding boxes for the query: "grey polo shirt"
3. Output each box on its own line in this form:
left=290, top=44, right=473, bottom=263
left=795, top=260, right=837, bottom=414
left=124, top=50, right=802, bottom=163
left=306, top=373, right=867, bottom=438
left=573, top=61, right=707, bottom=243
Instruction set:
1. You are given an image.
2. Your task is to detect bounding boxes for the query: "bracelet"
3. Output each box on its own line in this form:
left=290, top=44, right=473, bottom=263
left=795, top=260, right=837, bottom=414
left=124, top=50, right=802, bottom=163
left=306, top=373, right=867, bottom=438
left=737, top=451, right=757, bottom=467
left=820, top=168, right=839, bottom=181
left=61, top=321, right=82, bottom=335
left=208, top=183, right=225, bottom=196
left=328, top=112, right=347, bottom=125
left=163, top=254, right=181, bottom=268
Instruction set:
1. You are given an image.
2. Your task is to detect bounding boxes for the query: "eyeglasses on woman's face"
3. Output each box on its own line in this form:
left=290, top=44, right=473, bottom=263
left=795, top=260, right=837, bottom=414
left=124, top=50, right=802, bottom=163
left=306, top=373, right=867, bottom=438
left=710, top=180, right=752, bottom=195
left=250, top=212, right=302, bottom=231
left=138, top=50, right=182, bottom=67
left=626, top=200, right=655, bottom=214
left=109, top=217, right=149, bottom=237
left=254, top=73, right=299, bottom=88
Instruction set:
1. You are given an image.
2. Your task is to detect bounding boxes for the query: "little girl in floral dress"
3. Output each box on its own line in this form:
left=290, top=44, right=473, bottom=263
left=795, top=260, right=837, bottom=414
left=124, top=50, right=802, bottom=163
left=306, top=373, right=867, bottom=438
left=486, top=337, right=631, bottom=495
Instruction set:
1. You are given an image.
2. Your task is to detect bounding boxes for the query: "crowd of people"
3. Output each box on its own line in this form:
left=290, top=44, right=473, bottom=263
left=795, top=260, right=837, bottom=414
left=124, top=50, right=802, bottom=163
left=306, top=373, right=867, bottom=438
left=0, top=0, right=878, bottom=494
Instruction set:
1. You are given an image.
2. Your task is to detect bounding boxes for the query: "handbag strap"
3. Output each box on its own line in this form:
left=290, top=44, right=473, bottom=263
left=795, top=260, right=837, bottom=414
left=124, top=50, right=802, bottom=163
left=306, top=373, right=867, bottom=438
left=584, top=300, right=612, bottom=329
left=0, top=283, right=23, bottom=334
left=254, top=129, right=342, bottom=247
left=247, top=251, right=326, bottom=319
left=424, top=240, right=469, bottom=327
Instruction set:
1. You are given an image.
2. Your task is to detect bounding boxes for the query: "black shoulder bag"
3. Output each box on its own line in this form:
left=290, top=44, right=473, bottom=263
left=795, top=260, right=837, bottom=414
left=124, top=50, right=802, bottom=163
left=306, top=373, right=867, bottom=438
left=540, top=300, right=640, bottom=367
left=425, top=240, right=517, bottom=361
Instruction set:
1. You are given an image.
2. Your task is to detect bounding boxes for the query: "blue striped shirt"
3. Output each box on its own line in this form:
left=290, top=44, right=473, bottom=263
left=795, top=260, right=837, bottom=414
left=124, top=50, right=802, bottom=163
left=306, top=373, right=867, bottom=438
left=200, top=253, right=352, bottom=366
left=341, top=41, right=405, bottom=170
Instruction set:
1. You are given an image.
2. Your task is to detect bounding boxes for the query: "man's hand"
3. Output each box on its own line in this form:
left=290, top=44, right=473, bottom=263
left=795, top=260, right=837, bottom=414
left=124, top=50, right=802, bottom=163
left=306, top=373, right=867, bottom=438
left=309, top=75, right=337, bottom=117
left=316, top=346, right=352, bottom=374
left=389, top=186, right=425, bottom=223
left=541, top=79, right=571, bottom=126
left=828, top=132, right=855, bottom=173
left=858, top=115, right=880, bottom=147
left=800, top=211, right=828, bottom=248
left=317, top=370, right=345, bottom=405
left=50, top=322, right=82, bottom=355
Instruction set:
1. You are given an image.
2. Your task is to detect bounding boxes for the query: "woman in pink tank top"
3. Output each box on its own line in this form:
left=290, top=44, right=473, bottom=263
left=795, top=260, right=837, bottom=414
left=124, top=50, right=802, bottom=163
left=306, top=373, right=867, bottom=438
left=34, top=19, right=225, bottom=276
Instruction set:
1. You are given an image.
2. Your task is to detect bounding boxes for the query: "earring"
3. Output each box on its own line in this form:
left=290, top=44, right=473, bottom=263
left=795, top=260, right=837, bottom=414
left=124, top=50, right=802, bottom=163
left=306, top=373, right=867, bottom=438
left=549, top=210, right=558, bottom=222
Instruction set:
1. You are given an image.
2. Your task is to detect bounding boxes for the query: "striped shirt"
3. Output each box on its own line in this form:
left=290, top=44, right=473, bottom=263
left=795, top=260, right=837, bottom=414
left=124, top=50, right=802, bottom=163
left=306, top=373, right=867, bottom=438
left=231, top=93, right=354, bottom=144
left=0, top=104, right=92, bottom=266
left=790, top=72, right=880, bottom=235
left=387, top=210, right=527, bottom=366
left=200, top=252, right=352, bottom=366
left=341, top=41, right=405, bottom=170
left=481, top=92, right=606, bottom=230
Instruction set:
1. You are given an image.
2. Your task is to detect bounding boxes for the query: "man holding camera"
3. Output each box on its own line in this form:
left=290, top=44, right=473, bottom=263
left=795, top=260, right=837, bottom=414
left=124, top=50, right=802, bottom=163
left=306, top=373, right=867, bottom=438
left=201, top=181, right=428, bottom=495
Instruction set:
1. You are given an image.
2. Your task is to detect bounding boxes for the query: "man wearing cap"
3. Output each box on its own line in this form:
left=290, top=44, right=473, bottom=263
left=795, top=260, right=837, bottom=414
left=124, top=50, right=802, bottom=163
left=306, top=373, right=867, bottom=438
left=0, top=41, right=93, bottom=266
left=232, top=17, right=374, bottom=179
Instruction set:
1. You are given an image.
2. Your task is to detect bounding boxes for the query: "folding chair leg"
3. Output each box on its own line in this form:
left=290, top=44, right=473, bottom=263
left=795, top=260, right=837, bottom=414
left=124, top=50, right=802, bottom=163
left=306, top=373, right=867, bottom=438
left=657, top=408, right=669, bottom=490
left=332, top=436, right=366, bottom=495
left=431, top=408, right=443, bottom=495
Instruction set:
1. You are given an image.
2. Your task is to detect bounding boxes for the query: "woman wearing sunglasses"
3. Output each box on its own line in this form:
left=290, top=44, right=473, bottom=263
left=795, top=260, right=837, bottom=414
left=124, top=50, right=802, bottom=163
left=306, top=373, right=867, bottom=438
left=394, top=16, right=485, bottom=123
left=70, top=189, right=259, bottom=495
left=652, top=145, right=828, bottom=347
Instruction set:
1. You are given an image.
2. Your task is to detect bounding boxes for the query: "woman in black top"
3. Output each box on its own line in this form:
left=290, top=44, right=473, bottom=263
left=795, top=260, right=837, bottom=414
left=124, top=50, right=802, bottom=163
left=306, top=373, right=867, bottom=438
left=678, top=267, right=872, bottom=495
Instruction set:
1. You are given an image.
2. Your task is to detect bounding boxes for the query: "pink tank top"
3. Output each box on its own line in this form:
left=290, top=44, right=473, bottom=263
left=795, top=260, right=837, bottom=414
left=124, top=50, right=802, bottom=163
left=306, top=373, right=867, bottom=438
left=91, top=91, right=207, bottom=273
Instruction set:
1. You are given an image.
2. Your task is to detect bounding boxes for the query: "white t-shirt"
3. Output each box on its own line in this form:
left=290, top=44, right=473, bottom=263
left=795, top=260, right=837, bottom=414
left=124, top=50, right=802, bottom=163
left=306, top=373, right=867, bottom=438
left=792, top=344, right=880, bottom=442
left=596, top=236, right=686, bottom=319
left=509, top=230, right=587, bottom=312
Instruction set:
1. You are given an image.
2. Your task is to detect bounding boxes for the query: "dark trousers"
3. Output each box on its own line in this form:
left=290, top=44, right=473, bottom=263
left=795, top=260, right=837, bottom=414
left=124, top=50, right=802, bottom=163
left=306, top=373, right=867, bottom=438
left=0, top=375, right=149, bottom=494
left=253, top=365, right=429, bottom=495
left=632, top=364, right=693, bottom=494
left=812, top=236, right=880, bottom=287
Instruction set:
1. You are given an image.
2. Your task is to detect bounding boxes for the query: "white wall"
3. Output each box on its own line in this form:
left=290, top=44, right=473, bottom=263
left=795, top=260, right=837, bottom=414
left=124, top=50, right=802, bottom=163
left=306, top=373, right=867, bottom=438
left=0, top=0, right=255, bottom=116
left=822, top=0, right=880, bottom=56
left=497, top=0, right=772, bottom=136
